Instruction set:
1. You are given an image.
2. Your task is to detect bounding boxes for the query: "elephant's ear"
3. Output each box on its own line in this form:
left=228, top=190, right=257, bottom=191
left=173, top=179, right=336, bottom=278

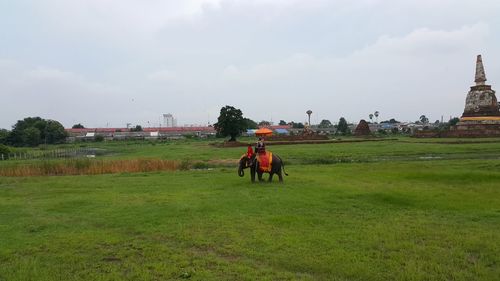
left=239, top=154, right=247, bottom=161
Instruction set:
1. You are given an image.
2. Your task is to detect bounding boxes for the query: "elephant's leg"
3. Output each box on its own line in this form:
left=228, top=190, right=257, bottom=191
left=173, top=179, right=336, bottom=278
left=257, top=170, right=264, bottom=182
left=278, top=170, right=283, bottom=182
left=250, top=167, right=256, bottom=183
left=258, top=172, right=264, bottom=182
left=268, top=172, right=274, bottom=182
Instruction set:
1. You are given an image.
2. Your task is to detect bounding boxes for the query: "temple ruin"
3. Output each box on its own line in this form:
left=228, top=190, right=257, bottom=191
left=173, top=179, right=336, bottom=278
left=354, top=119, right=371, bottom=136
left=461, top=55, right=499, bottom=117
left=415, top=55, right=500, bottom=137
left=451, top=55, right=500, bottom=137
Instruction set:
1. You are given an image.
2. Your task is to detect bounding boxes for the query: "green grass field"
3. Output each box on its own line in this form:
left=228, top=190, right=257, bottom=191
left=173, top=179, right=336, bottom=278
left=1, top=138, right=499, bottom=280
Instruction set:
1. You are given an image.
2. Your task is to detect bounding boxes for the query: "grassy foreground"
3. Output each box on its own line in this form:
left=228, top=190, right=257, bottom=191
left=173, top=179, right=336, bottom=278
left=1, top=158, right=500, bottom=280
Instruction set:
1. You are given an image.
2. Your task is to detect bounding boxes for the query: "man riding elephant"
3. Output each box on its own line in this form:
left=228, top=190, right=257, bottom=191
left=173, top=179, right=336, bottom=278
left=255, top=137, right=265, bottom=154
left=238, top=140, right=288, bottom=182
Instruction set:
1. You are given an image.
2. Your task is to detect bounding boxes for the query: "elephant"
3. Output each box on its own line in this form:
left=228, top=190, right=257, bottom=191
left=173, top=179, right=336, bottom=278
left=238, top=153, right=288, bottom=182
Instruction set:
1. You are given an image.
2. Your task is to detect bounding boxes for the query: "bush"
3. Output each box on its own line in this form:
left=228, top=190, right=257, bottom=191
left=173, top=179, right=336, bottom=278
left=179, top=160, right=192, bottom=171
left=72, top=123, right=85, bottom=129
left=377, top=129, right=387, bottom=135
left=449, top=117, right=460, bottom=127
left=94, top=135, right=104, bottom=142
left=191, top=161, right=210, bottom=169
left=0, top=144, right=10, bottom=159
left=129, top=125, right=143, bottom=132
left=74, top=159, right=92, bottom=170
left=38, top=144, right=49, bottom=150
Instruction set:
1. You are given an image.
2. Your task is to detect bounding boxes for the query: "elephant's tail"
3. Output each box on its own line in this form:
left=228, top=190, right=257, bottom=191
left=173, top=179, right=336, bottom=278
left=277, top=155, right=289, bottom=176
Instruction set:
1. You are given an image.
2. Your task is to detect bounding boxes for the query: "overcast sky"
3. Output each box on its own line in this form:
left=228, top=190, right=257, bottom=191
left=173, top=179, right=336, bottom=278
left=1, top=0, right=500, bottom=128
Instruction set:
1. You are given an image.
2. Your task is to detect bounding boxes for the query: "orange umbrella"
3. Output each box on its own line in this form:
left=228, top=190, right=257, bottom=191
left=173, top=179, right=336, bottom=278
left=255, top=127, right=273, bottom=136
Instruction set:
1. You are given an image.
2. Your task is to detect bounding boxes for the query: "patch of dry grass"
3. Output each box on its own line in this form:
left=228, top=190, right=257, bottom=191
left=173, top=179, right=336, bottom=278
left=0, top=158, right=179, bottom=177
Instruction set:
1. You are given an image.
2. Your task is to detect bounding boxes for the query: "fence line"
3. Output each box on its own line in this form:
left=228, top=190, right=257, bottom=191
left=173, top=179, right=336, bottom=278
left=0, top=148, right=101, bottom=161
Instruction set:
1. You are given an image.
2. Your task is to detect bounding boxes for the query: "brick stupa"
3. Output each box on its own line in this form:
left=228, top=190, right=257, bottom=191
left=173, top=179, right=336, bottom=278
left=354, top=119, right=371, bottom=136
left=452, top=55, right=500, bottom=136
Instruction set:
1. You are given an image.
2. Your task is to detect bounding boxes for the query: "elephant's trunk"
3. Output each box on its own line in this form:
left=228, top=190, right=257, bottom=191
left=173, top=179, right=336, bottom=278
left=238, top=165, right=244, bottom=177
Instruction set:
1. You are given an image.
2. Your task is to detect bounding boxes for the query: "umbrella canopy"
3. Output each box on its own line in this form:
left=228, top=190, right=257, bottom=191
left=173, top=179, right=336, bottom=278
left=255, top=128, right=273, bottom=136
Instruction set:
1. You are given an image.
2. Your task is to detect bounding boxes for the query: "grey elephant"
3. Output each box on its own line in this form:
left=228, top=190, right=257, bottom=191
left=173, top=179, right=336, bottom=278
left=238, top=152, right=288, bottom=182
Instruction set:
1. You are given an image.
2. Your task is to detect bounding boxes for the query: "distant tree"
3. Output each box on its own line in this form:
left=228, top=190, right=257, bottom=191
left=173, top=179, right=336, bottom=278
left=318, top=119, right=333, bottom=128
left=291, top=122, right=305, bottom=129
left=0, top=129, right=9, bottom=144
left=381, top=118, right=400, bottom=124
left=279, top=120, right=287, bottom=126
left=45, top=120, right=68, bottom=144
left=214, top=105, right=247, bottom=141
left=419, top=115, right=429, bottom=124
left=130, top=125, right=143, bottom=132
left=72, top=123, right=85, bottom=129
left=6, top=117, right=67, bottom=146
left=22, top=127, right=42, bottom=146
left=6, top=117, right=43, bottom=145
left=369, top=114, right=374, bottom=123
left=258, top=120, right=271, bottom=127
left=244, top=118, right=258, bottom=129
left=434, top=120, right=440, bottom=125
left=337, top=117, right=349, bottom=135
left=449, top=117, right=460, bottom=126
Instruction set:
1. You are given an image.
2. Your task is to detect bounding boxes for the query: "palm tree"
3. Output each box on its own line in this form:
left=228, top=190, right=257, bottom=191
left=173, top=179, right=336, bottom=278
left=369, top=113, right=374, bottom=123
left=374, top=111, right=379, bottom=123
left=306, top=110, right=312, bottom=126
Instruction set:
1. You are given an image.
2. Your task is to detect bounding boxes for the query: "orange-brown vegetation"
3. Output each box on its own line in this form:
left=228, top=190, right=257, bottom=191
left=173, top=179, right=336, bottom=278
left=0, top=158, right=180, bottom=177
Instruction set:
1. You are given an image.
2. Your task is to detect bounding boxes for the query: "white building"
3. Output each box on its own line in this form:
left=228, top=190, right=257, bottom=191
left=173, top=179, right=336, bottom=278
left=163, top=114, right=177, bottom=127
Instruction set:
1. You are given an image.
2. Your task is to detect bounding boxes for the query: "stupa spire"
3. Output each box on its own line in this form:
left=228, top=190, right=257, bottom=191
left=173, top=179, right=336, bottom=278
left=475, top=54, right=487, bottom=85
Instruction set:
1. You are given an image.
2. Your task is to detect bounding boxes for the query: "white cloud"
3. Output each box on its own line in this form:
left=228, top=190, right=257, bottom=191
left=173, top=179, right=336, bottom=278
left=27, top=67, right=83, bottom=81
left=147, top=69, right=178, bottom=81
left=35, top=0, right=223, bottom=32
left=210, top=23, right=495, bottom=123
left=354, top=23, right=490, bottom=57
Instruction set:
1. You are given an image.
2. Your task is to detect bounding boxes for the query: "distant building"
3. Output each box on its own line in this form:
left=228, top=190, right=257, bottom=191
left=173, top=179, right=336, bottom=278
left=65, top=126, right=216, bottom=141
left=274, top=128, right=289, bottom=135
left=163, top=114, right=177, bottom=127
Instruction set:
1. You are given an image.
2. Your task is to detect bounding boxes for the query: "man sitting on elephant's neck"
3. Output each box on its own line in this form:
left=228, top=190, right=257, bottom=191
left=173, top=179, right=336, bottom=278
left=255, top=137, right=266, bottom=154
